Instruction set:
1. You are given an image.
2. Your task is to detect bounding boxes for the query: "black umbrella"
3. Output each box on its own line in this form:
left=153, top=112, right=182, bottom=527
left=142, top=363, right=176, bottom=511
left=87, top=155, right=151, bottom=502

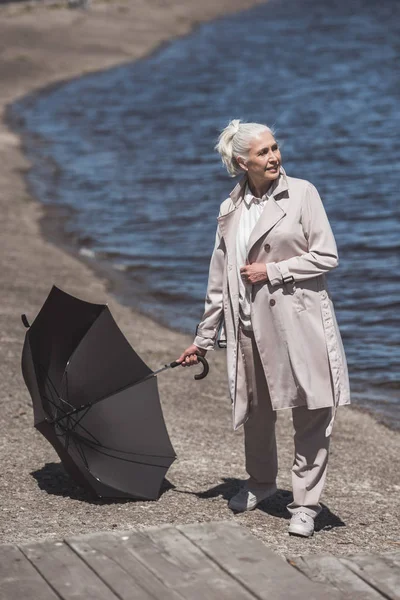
left=21, top=286, right=208, bottom=500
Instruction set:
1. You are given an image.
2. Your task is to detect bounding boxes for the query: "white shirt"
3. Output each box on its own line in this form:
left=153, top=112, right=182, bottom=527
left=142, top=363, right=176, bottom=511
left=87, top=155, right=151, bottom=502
left=236, top=182, right=274, bottom=331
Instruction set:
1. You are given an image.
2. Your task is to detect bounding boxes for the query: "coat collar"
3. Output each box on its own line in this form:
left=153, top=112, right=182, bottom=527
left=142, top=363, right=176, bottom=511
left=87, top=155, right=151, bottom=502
left=243, top=180, right=274, bottom=207
left=228, top=175, right=247, bottom=206
left=229, top=165, right=289, bottom=206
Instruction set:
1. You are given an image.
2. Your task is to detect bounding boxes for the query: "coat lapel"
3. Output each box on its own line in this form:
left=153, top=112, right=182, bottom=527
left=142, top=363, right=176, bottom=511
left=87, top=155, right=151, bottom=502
left=246, top=167, right=289, bottom=261
left=216, top=168, right=289, bottom=303
left=217, top=176, right=246, bottom=258
left=245, top=198, right=285, bottom=260
left=217, top=177, right=246, bottom=304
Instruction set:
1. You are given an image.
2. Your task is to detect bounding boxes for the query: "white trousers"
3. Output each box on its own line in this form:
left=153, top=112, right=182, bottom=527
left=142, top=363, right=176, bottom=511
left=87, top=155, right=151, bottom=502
left=239, top=326, right=332, bottom=519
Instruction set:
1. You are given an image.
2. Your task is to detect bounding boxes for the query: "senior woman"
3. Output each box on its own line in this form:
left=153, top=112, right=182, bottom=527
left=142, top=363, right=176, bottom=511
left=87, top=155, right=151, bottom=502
left=176, top=120, right=350, bottom=537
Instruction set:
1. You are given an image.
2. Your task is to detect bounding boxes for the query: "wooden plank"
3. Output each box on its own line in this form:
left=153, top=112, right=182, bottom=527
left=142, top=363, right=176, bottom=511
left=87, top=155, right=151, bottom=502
left=110, top=525, right=257, bottom=600
left=341, top=553, right=400, bottom=600
left=19, top=539, right=120, bottom=600
left=66, top=531, right=183, bottom=600
left=127, top=525, right=258, bottom=599
left=0, top=544, right=59, bottom=600
left=289, top=554, right=384, bottom=600
left=178, top=521, right=342, bottom=600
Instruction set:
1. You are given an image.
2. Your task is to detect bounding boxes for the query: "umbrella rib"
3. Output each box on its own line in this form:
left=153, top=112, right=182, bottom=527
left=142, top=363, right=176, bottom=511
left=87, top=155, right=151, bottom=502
left=36, top=366, right=78, bottom=428
left=56, top=426, right=90, bottom=469
left=43, top=394, right=75, bottom=429
left=43, top=394, right=88, bottom=438
left=50, top=371, right=157, bottom=425
left=72, top=436, right=90, bottom=469
left=56, top=407, right=103, bottom=446
left=64, top=424, right=70, bottom=452
left=42, top=388, right=103, bottom=447
left=67, top=407, right=99, bottom=439
left=43, top=393, right=69, bottom=414
left=38, top=364, right=75, bottom=410
left=62, top=370, right=70, bottom=413
left=36, top=370, right=102, bottom=446
left=66, top=429, right=175, bottom=460
left=67, top=433, right=175, bottom=467
left=54, top=411, right=175, bottom=461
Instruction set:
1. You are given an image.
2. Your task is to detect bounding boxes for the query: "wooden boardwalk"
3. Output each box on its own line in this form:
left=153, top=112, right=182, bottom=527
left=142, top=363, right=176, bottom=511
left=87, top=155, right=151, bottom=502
left=0, top=521, right=398, bottom=599
left=289, top=551, right=400, bottom=600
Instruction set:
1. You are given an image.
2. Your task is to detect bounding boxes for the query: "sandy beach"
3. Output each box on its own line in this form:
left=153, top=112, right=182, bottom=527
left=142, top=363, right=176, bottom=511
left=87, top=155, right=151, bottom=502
left=0, top=0, right=399, bottom=558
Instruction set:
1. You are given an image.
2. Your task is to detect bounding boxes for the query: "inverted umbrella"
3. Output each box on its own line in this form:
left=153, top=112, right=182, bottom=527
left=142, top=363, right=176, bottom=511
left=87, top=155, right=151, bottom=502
left=21, top=286, right=208, bottom=500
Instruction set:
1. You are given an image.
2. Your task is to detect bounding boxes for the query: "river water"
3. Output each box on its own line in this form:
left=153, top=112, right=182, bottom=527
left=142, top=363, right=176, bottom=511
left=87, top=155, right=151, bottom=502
left=9, top=0, right=399, bottom=427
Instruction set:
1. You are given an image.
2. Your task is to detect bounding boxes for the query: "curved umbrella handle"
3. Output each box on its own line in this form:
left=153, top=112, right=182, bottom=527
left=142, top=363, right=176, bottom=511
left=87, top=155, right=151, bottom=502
left=170, top=353, right=209, bottom=380
left=193, top=354, right=209, bottom=380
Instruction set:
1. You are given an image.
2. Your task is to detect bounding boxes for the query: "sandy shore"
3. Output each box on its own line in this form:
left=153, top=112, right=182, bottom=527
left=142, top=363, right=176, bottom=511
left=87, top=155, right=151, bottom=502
left=0, top=0, right=399, bottom=557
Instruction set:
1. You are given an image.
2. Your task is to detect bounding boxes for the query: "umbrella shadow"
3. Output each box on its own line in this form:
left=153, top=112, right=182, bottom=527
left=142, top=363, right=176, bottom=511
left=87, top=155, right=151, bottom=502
left=189, top=477, right=345, bottom=531
left=31, top=462, right=175, bottom=504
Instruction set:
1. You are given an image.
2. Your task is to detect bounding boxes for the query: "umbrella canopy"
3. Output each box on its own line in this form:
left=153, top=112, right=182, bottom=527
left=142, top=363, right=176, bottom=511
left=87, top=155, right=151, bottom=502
left=21, top=286, right=177, bottom=500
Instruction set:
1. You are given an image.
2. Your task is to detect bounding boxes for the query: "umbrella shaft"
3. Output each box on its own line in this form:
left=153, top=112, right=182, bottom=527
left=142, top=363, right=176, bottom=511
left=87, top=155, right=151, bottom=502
left=151, top=365, right=171, bottom=377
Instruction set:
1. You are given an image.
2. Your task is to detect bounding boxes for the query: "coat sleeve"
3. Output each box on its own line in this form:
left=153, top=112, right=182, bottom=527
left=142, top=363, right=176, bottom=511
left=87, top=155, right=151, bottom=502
left=193, top=221, right=225, bottom=351
left=266, top=183, right=339, bottom=285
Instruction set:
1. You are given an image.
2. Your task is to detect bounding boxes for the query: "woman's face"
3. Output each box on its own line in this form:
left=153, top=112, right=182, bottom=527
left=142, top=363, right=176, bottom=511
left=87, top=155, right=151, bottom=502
left=238, top=130, right=282, bottom=185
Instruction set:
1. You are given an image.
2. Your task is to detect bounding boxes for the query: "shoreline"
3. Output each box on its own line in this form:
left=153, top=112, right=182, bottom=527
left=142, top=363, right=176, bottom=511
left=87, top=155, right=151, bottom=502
left=7, top=101, right=183, bottom=334
left=0, top=0, right=399, bottom=555
left=7, top=77, right=399, bottom=433
left=1, top=0, right=269, bottom=339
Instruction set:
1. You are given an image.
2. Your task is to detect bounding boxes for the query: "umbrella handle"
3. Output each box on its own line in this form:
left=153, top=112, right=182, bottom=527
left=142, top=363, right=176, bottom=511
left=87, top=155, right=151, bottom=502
left=170, top=354, right=209, bottom=380
left=21, top=314, right=31, bottom=329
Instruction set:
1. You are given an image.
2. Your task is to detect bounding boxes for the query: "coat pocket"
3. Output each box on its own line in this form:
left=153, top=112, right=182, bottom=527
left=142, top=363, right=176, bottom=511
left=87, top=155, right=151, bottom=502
left=292, top=284, right=307, bottom=313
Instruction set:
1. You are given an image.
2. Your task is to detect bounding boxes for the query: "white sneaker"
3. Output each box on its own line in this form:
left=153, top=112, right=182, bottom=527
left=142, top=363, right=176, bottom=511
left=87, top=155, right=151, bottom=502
left=288, top=511, right=315, bottom=537
left=228, top=483, right=277, bottom=512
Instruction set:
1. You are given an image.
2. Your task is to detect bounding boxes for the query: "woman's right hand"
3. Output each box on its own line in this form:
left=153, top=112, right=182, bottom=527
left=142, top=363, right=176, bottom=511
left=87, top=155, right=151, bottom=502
left=176, top=344, right=207, bottom=367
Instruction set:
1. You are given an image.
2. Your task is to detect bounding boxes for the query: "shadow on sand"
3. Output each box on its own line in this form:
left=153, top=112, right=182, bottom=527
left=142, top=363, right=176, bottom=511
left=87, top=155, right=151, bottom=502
left=191, top=477, right=346, bottom=532
left=31, top=467, right=345, bottom=532
left=30, top=461, right=175, bottom=504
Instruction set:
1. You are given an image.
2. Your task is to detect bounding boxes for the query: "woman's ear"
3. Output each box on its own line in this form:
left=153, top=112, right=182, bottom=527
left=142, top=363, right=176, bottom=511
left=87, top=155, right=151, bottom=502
left=236, top=156, right=248, bottom=172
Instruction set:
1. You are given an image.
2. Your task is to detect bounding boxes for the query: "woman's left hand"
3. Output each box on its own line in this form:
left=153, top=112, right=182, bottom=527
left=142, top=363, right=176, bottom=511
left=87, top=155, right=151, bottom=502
left=240, top=263, right=269, bottom=284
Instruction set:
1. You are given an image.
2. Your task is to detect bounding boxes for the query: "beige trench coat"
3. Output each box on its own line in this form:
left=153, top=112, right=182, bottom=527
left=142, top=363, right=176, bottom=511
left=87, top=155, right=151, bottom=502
left=194, top=167, right=351, bottom=430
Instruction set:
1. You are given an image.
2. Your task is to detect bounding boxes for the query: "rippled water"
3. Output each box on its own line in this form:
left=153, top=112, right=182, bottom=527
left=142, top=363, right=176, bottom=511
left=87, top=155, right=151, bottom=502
left=9, top=0, right=400, bottom=426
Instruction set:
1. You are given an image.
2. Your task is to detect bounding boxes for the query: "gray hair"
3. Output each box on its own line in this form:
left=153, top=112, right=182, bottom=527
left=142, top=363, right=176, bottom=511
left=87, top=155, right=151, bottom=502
left=215, top=120, right=276, bottom=177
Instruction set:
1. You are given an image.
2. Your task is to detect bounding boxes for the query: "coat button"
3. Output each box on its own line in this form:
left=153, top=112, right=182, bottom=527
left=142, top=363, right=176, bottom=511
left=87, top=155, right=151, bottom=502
left=264, top=243, right=271, bottom=252
left=269, top=299, right=276, bottom=306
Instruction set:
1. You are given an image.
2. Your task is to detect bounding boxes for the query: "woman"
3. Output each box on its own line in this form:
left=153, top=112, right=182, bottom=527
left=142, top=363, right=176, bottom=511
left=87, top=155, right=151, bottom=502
left=176, top=120, right=350, bottom=537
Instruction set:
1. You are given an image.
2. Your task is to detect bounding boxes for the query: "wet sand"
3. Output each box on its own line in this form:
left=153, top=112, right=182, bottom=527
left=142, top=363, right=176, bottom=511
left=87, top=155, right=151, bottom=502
left=0, top=0, right=398, bottom=557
